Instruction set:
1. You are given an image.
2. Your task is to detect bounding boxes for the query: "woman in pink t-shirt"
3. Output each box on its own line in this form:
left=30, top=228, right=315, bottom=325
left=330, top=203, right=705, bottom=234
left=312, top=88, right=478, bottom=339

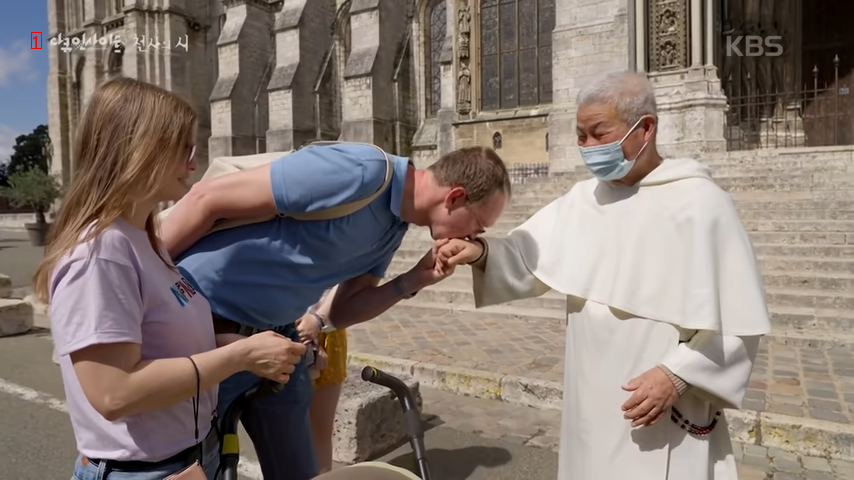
left=33, top=78, right=307, bottom=480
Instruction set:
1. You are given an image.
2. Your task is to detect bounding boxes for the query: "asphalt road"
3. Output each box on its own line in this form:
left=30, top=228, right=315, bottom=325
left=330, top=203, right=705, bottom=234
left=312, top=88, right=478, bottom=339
left=0, top=329, right=558, bottom=480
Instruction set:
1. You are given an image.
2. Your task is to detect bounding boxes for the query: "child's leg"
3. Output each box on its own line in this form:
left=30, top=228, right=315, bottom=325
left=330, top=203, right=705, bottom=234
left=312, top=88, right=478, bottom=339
left=310, top=329, right=348, bottom=473
left=310, top=382, right=343, bottom=473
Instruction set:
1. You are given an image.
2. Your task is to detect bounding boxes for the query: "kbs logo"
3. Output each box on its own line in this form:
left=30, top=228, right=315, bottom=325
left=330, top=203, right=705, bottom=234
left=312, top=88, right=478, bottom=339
left=725, top=35, right=783, bottom=57
left=31, top=32, right=42, bottom=49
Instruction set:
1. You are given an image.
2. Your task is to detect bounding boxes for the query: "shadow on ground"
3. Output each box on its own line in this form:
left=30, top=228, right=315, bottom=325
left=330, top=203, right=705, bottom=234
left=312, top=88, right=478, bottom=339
left=386, top=444, right=512, bottom=480
left=0, top=230, right=43, bottom=289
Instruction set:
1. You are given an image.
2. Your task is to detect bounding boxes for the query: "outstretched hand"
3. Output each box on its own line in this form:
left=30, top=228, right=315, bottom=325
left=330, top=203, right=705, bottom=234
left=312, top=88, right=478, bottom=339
left=433, top=238, right=484, bottom=270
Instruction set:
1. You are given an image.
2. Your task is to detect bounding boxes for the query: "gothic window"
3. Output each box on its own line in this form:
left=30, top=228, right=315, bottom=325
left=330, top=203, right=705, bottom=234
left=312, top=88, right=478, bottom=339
left=479, top=0, right=555, bottom=111
left=425, top=0, right=447, bottom=117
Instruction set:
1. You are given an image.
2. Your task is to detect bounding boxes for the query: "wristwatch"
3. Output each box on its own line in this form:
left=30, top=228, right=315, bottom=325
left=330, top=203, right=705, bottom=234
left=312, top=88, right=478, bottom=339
left=392, top=275, right=418, bottom=299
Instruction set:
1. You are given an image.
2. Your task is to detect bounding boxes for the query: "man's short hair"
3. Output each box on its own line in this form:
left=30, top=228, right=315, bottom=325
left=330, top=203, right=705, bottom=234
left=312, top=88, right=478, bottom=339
left=427, top=147, right=511, bottom=203
left=576, top=71, right=658, bottom=125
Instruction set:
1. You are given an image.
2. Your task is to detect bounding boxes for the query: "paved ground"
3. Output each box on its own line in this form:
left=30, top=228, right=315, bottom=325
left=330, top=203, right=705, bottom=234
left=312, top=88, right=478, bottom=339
left=0, top=330, right=850, bottom=479
left=0, top=230, right=43, bottom=290
left=349, top=307, right=854, bottom=424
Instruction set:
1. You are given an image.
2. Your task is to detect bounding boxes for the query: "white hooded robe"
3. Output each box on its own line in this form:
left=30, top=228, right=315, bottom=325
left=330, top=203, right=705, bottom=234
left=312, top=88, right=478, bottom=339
left=471, top=158, right=772, bottom=480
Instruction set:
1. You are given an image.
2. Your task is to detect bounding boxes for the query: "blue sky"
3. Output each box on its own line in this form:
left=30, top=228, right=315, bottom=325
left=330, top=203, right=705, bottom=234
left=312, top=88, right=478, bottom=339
left=0, top=2, right=48, bottom=163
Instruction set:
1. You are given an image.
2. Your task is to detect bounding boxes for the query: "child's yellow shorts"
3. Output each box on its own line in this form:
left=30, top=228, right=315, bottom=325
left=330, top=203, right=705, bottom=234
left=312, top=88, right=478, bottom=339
left=313, top=328, right=348, bottom=388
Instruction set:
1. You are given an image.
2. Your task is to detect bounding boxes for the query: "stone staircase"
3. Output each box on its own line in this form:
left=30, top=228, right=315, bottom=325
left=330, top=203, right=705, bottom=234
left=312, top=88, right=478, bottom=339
left=381, top=147, right=854, bottom=349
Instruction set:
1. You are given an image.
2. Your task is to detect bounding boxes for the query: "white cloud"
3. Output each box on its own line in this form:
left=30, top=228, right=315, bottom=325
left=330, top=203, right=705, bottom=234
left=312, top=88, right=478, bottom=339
left=0, top=124, right=19, bottom=164
left=0, top=41, right=38, bottom=86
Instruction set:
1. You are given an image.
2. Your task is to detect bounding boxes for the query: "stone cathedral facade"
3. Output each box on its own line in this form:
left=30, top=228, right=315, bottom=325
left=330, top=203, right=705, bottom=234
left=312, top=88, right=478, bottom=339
left=47, top=0, right=852, bottom=185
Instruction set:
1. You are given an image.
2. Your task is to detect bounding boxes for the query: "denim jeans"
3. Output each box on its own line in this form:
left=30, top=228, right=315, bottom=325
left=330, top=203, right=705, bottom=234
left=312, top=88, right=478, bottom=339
left=71, top=435, right=220, bottom=480
left=217, top=337, right=317, bottom=480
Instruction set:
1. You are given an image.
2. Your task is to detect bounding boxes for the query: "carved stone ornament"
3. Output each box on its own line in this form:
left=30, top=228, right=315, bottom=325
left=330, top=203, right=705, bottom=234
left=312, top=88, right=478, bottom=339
left=457, top=66, right=471, bottom=113
left=458, top=2, right=470, bottom=35
left=459, top=32, right=469, bottom=58
left=456, top=0, right=472, bottom=113
left=647, top=0, right=688, bottom=71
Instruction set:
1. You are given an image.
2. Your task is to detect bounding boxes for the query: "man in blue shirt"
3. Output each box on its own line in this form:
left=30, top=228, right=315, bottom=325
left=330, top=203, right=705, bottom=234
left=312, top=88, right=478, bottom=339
left=160, top=142, right=510, bottom=480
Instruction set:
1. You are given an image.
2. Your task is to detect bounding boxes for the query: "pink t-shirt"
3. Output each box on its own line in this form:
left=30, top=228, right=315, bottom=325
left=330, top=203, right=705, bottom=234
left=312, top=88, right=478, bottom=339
left=50, top=219, right=218, bottom=462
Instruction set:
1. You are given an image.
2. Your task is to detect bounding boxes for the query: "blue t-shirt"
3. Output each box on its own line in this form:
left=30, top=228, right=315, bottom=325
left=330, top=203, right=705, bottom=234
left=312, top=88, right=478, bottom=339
left=176, top=143, right=410, bottom=329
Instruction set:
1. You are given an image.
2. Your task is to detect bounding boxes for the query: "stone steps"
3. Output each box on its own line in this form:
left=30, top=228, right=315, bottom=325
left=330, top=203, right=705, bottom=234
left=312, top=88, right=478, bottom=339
left=752, top=244, right=854, bottom=258
left=395, top=242, right=854, bottom=265
left=405, top=225, right=854, bottom=245
left=759, top=256, right=854, bottom=275
left=703, top=149, right=854, bottom=165
left=381, top=296, right=854, bottom=349
left=738, top=220, right=854, bottom=232
left=506, top=175, right=854, bottom=197
left=383, top=259, right=854, bottom=338
left=500, top=196, right=854, bottom=211
left=710, top=164, right=853, bottom=176
left=386, top=256, right=854, bottom=291
left=498, top=209, right=854, bottom=223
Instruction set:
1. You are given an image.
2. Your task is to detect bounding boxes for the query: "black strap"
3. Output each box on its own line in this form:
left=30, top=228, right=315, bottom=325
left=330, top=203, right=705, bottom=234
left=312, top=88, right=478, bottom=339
left=187, top=356, right=200, bottom=443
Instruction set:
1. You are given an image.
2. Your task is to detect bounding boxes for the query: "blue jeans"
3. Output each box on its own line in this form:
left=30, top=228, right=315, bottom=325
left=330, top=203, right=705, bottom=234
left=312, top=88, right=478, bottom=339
left=71, top=435, right=220, bottom=480
left=217, top=343, right=317, bottom=479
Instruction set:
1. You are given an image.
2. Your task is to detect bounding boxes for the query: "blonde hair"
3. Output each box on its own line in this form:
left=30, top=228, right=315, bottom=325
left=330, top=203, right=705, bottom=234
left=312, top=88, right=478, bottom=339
left=33, top=77, right=197, bottom=303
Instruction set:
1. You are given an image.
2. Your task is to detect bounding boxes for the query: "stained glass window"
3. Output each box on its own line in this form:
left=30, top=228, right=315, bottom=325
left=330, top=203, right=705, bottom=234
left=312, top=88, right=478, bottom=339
left=425, top=0, right=447, bottom=117
left=480, top=0, right=554, bottom=110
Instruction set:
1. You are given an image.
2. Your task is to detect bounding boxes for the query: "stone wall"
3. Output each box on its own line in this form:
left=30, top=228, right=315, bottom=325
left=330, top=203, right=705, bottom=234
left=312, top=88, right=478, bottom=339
left=548, top=0, right=632, bottom=173
left=45, top=0, right=740, bottom=184
left=454, top=114, right=549, bottom=165
left=411, top=147, right=440, bottom=169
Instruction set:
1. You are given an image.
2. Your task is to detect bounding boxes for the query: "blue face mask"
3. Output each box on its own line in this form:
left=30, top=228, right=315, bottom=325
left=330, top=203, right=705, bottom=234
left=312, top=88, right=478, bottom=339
left=579, top=117, right=651, bottom=181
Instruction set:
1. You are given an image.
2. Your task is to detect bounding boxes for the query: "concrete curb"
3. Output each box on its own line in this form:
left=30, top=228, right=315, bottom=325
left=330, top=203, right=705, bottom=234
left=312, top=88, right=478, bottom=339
left=347, top=351, right=854, bottom=460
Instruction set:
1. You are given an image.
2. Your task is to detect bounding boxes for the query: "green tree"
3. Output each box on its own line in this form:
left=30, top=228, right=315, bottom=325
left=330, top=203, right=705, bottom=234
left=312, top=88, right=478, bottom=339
left=0, top=168, right=63, bottom=224
left=0, top=162, right=8, bottom=187
left=8, top=124, right=51, bottom=175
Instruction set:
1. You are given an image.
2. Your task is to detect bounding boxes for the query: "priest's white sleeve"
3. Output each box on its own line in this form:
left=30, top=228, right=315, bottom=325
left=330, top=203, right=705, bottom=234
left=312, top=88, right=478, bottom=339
left=471, top=236, right=551, bottom=308
left=660, top=331, right=762, bottom=410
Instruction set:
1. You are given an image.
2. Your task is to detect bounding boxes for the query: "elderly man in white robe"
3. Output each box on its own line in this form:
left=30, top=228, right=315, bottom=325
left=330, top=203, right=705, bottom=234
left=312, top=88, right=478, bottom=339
left=435, top=71, right=771, bottom=480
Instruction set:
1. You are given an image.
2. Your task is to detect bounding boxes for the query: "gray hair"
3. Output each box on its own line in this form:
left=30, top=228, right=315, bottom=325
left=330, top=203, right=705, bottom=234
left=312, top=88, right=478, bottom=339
left=576, top=71, right=658, bottom=125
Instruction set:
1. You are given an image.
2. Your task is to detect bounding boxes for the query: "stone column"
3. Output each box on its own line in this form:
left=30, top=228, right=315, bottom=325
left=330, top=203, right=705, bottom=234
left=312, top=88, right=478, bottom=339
left=80, top=0, right=103, bottom=106
left=162, top=1, right=191, bottom=98
left=266, top=0, right=336, bottom=152
left=209, top=0, right=275, bottom=159
left=645, top=0, right=726, bottom=157
left=437, top=0, right=457, bottom=157
left=690, top=0, right=702, bottom=67
left=47, top=0, right=72, bottom=184
left=120, top=6, right=147, bottom=80
left=704, top=0, right=714, bottom=67
left=340, top=0, right=409, bottom=150
left=409, top=0, right=452, bottom=168
left=547, top=0, right=632, bottom=173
